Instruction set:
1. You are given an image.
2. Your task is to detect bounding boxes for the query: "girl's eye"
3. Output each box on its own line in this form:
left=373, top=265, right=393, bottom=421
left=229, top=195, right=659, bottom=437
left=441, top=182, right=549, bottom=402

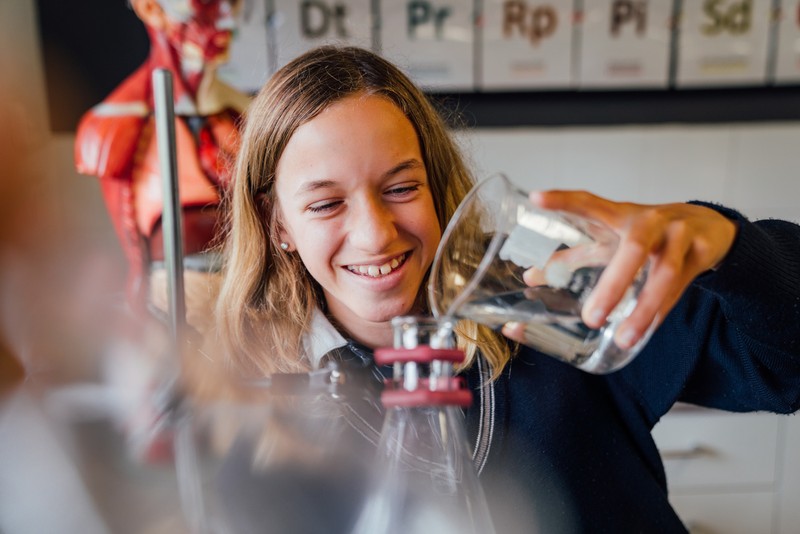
left=307, top=200, right=342, bottom=213
left=386, top=184, right=421, bottom=198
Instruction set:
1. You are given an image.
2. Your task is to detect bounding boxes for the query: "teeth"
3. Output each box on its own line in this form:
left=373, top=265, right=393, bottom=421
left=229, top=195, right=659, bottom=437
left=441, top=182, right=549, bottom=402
left=348, top=254, right=406, bottom=278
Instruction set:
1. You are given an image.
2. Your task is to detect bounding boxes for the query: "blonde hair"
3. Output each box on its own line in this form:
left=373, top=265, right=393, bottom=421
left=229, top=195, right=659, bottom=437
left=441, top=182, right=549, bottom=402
left=216, top=46, right=512, bottom=379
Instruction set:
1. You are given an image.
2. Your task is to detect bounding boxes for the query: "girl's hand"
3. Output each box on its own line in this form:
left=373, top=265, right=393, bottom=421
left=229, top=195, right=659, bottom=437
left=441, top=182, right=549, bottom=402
left=505, top=190, right=738, bottom=350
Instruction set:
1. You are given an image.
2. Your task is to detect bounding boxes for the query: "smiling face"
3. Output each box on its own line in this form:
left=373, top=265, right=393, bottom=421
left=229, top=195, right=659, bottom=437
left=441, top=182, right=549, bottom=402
left=274, top=94, right=442, bottom=346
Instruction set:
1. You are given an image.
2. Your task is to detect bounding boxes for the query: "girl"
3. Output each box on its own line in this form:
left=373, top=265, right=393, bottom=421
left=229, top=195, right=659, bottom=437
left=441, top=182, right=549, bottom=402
left=216, top=45, right=800, bottom=533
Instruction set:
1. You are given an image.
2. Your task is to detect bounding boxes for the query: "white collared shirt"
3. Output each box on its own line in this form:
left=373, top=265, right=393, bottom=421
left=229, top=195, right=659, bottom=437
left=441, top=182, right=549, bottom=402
left=302, top=308, right=348, bottom=370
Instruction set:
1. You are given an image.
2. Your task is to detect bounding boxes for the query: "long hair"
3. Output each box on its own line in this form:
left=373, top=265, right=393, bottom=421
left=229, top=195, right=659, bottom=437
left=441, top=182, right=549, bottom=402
left=216, top=45, right=511, bottom=379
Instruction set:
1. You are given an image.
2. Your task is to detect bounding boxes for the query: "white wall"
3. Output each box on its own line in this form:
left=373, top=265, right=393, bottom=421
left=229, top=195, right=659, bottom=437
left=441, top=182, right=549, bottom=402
left=457, top=124, right=800, bottom=224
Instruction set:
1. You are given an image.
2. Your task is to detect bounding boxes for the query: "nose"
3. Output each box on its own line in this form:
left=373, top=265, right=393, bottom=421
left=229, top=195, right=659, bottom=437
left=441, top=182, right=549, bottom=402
left=347, top=197, right=398, bottom=253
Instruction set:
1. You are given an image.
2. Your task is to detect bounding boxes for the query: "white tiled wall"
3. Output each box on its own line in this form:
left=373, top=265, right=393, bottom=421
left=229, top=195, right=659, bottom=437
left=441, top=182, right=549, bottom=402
left=728, top=124, right=800, bottom=221
left=458, top=124, right=800, bottom=224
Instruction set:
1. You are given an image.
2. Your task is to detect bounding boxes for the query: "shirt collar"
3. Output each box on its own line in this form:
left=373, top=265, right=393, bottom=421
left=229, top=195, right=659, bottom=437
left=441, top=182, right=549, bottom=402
left=303, top=308, right=348, bottom=370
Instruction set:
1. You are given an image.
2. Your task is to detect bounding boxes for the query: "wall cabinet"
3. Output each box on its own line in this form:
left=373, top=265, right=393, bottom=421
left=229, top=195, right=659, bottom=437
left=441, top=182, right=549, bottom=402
left=652, top=407, right=799, bottom=533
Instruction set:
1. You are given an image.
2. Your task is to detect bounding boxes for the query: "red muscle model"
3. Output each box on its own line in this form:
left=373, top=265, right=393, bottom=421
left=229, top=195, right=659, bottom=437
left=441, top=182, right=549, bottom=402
left=75, top=0, right=249, bottom=319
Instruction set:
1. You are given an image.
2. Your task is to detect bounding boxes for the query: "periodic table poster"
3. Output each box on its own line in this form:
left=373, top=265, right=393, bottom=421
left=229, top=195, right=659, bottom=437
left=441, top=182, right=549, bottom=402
left=480, top=0, right=576, bottom=90
left=270, top=0, right=374, bottom=71
left=578, top=0, right=672, bottom=88
left=35, top=0, right=800, bottom=132
left=774, top=0, right=800, bottom=83
left=675, top=0, right=773, bottom=87
left=380, top=0, right=476, bottom=91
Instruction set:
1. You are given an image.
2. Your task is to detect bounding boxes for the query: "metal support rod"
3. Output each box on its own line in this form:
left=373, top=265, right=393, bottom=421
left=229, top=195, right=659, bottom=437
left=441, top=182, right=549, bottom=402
left=152, top=69, right=186, bottom=354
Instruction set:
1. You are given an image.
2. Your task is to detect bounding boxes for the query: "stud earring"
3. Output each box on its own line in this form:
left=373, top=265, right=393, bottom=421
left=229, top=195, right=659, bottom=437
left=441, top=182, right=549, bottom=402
left=280, top=242, right=289, bottom=251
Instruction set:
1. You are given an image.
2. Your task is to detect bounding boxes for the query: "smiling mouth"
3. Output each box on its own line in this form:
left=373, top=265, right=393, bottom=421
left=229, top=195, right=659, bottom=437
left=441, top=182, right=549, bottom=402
left=346, top=253, right=408, bottom=278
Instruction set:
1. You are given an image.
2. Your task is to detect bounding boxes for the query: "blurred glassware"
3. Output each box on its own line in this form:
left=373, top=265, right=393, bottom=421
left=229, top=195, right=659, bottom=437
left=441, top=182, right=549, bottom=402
left=173, top=359, right=384, bottom=534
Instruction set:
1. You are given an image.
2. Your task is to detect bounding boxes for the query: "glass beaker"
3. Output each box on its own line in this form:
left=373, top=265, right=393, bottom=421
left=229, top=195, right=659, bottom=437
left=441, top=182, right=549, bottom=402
left=428, top=173, right=655, bottom=374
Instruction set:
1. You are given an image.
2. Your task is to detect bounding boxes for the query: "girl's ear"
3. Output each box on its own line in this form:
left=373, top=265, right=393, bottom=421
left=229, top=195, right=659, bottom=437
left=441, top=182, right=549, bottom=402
left=277, top=225, right=295, bottom=252
left=266, top=195, right=294, bottom=252
left=130, top=0, right=170, bottom=31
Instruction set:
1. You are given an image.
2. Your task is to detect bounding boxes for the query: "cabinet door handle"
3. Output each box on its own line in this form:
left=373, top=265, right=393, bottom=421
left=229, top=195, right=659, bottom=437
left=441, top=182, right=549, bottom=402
left=685, top=520, right=718, bottom=534
left=660, top=444, right=716, bottom=460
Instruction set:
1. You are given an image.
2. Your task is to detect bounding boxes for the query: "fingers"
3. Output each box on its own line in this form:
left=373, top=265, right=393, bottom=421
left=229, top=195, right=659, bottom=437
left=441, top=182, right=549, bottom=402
left=523, top=268, right=547, bottom=287
left=501, top=321, right=527, bottom=344
left=529, top=190, right=623, bottom=228
left=524, top=191, right=739, bottom=352
left=529, top=189, right=651, bottom=332
left=612, top=225, right=694, bottom=348
left=582, top=223, right=656, bottom=330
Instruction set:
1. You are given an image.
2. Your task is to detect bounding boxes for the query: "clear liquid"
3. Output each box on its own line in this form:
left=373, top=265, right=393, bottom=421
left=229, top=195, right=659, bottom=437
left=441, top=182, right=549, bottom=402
left=458, top=288, right=600, bottom=366
left=452, top=265, right=645, bottom=372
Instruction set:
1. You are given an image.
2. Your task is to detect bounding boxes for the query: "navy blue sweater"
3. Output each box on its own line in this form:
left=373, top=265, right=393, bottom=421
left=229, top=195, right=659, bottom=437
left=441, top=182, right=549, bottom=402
left=464, top=208, right=800, bottom=533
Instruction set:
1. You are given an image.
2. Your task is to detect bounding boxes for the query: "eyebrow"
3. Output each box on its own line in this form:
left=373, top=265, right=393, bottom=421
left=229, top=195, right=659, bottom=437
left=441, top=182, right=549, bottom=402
left=296, top=159, right=424, bottom=195
left=298, top=179, right=338, bottom=194
left=383, top=158, right=424, bottom=179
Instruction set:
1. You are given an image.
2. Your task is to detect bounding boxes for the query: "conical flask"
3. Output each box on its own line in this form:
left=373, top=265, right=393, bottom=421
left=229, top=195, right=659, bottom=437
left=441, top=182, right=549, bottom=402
left=351, top=316, right=496, bottom=534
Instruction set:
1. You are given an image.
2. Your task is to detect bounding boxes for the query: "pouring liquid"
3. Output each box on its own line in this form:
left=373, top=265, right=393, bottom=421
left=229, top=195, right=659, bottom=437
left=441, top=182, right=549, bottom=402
left=452, top=266, right=642, bottom=369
